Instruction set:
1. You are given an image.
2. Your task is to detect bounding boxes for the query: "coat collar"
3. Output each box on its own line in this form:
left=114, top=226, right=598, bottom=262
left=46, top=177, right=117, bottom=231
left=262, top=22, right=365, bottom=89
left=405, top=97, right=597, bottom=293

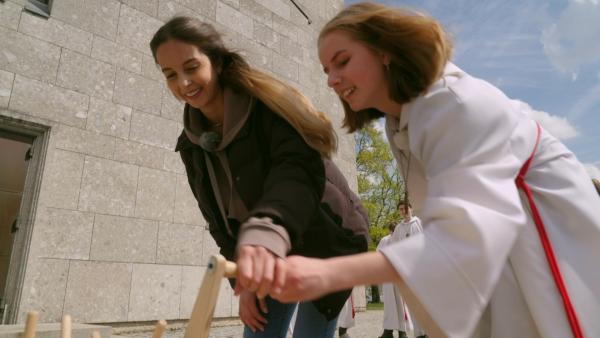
left=385, top=62, right=465, bottom=151
left=176, top=88, right=255, bottom=152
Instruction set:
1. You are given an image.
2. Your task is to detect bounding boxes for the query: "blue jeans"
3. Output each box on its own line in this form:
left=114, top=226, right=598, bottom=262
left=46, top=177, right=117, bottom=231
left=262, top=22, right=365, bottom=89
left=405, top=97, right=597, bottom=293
left=243, top=297, right=338, bottom=338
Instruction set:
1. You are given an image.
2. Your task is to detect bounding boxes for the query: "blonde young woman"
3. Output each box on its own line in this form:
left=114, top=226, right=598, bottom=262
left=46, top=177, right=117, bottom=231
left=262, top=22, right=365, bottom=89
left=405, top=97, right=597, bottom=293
left=150, top=17, right=368, bottom=338
left=271, top=3, right=600, bottom=338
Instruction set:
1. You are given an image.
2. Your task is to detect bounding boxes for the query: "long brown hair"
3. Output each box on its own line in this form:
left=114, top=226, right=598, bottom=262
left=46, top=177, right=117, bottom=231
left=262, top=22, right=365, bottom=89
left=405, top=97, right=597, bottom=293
left=320, top=2, right=453, bottom=132
left=151, top=16, right=337, bottom=157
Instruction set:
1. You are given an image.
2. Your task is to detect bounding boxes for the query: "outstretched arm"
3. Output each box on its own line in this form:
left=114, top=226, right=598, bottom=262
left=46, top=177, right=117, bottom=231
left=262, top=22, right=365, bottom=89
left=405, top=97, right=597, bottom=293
left=271, top=251, right=446, bottom=337
left=271, top=251, right=400, bottom=302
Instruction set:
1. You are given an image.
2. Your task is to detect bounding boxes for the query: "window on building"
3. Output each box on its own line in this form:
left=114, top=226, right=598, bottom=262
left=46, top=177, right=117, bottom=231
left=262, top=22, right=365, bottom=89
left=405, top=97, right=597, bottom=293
left=25, top=0, right=53, bottom=18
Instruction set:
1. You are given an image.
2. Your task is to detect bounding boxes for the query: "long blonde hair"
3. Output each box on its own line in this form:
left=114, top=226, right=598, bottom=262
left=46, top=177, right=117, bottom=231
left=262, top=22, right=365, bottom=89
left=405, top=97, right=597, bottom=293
left=320, top=2, right=453, bottom=132
left=151, top=17, right=337, bottom=157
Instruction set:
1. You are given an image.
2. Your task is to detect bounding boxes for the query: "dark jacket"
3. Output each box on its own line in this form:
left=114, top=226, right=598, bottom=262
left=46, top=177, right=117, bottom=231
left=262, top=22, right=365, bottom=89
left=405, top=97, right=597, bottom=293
left=175, top=98, right=368, bottom=319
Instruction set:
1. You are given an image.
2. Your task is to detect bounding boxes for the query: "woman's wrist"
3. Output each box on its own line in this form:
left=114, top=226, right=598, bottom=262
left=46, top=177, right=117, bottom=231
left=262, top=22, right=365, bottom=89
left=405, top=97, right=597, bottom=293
left=326, top=251, right=402, bottom=291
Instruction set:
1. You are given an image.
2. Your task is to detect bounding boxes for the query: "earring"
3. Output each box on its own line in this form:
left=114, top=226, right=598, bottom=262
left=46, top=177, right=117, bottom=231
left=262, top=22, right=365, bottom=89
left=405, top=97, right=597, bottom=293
left=384, top=63, right=390, bottom=71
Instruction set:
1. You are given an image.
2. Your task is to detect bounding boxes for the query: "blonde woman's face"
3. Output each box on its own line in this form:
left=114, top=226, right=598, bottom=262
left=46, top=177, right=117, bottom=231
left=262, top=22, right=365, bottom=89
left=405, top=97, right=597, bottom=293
left=319, top=30, right=389, bottom=112
left=156, top=39, right=222, bottom=112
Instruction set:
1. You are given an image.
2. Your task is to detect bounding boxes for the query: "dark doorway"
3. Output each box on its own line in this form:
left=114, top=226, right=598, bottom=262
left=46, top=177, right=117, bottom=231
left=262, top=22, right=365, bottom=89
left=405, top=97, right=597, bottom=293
left=0, top=132, right=32, bottom=323
left=0, top=114, right=49, bottom=324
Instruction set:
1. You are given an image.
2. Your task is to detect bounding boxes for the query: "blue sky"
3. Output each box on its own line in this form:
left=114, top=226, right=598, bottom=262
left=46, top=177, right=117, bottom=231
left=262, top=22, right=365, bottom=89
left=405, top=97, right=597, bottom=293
left=345, top=0, right=600, bottom=178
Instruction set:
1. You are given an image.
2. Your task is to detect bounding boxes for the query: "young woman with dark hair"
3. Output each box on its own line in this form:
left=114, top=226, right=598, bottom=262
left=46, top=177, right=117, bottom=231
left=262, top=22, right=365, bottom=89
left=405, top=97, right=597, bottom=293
left=150, top=16, right=369, bottom=338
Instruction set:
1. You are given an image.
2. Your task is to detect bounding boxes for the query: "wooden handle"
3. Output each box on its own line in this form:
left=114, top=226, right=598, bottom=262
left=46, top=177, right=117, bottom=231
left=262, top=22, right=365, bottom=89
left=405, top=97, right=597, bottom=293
left=183, top=255, right=237, bottom=338
left=23, top=311, right=38, bottom=338
left=152, top=320, right=167, bottom=338
left=61, top=315, right=72, bottom=338
left=223, top=260, right=237, bottom=278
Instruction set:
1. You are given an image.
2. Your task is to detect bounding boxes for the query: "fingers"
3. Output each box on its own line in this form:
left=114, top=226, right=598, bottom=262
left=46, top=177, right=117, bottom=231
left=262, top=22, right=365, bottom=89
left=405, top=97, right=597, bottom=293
left=258, top=297, right=268, bottom=314
left=234, top=280, right=243, bottom=296
left=271, top=256, right=329, bottom=303
left=239, top=290, right=268, bottom=333
left=271, top=258, right=286, bottom=296
left=237, top=245, right=277, bottom=297
left=237, top=246, right=254, bottom=290
left=255, top=256, right=274, bottom=299
left=272, top=255, right=302, bottom=302
left=251, top=249, right=265, bottom=292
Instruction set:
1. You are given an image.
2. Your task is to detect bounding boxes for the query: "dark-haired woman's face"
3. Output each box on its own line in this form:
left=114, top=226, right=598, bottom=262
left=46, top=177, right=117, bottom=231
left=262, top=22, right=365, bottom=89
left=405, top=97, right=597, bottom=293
left=318, top=30, right=389, bottom=112
left=156, top=39, right=222, bottom=113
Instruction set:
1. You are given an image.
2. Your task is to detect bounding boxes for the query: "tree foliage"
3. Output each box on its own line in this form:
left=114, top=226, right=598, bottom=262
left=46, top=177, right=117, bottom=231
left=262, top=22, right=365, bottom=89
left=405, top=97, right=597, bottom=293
left=355, top=124, right=405, bottom=250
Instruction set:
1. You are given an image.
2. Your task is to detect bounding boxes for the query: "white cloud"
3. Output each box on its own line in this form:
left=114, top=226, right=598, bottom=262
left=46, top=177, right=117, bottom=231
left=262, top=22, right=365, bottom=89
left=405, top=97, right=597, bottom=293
left=531, top=110, right=579, bottom=140
left=584, top=163, right=600, bottom=179
left=541, top=0, right=600, bottom=78
left=572, top=0, right=599, bottom=5
left=514, top=100, right=579, bottom=140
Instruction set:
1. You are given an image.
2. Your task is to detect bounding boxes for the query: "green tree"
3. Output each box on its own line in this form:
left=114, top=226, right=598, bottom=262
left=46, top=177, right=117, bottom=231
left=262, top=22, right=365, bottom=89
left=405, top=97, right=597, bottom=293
left=355, top=124, right=405, bottom=250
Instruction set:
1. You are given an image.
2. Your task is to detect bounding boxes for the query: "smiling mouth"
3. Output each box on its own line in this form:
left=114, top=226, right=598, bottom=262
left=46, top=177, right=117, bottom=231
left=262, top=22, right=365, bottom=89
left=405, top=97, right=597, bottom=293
left=185, top=88, right=201, bottom=97
left=341, top=86, right=355, bottom=98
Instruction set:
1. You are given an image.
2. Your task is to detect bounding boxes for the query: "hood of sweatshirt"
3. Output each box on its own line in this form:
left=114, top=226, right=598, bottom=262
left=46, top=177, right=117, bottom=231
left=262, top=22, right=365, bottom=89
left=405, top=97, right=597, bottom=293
left=183, top=87, right=253, bottom=150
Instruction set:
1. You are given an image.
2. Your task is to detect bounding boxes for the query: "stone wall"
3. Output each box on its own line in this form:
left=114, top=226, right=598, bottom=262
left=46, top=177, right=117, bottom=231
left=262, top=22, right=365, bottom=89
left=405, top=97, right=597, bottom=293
left=0, top=0, right=364, bottom=324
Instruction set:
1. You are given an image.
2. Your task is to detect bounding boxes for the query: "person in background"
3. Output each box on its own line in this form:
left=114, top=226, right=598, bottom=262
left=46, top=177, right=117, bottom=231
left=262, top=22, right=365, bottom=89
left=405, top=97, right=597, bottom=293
left=271, top=2, right=600, bottom=337
left=337, top=294, right=355, bottom=338
left=150, top=16, right=369, bottom=338
left=388, top=201, right=426, bottom=338
left=376, top=221, right=409, bottom=338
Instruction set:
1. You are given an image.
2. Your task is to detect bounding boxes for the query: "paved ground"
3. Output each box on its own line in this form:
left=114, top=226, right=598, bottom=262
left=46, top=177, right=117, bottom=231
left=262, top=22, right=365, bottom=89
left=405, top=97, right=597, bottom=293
left=124, top=310, right=418, bottom=338
left=334, top=309, right=418, bottom=338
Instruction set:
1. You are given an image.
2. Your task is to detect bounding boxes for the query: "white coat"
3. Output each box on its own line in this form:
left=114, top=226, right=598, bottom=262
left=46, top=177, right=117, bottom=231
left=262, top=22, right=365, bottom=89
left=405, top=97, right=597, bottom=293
left=390, top=217, right=426, bottom=336
left=378, top=234, right=409, bottom=331
left=338, top=294, right=355, bottom=329
left=391, top=217, right=423, bottom=242
left=379, top=63, right=600, bottom=338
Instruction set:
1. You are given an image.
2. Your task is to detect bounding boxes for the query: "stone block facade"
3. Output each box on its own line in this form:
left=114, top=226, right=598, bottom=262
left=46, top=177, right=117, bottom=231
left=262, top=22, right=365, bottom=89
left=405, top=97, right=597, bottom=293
left=0, top=0, right=365, bottom=324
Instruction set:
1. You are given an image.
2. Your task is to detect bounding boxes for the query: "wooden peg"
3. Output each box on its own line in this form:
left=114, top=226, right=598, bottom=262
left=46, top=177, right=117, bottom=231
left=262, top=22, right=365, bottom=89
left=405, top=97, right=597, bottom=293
left=61, top=315, right=72, bottom=338
left=183, top=255, right=237, bottom=338
left=23, top=311, right=38, bottom=338
left=223, top=260, right=236, bottom=279
left=152, top=319, right=167, bottom=338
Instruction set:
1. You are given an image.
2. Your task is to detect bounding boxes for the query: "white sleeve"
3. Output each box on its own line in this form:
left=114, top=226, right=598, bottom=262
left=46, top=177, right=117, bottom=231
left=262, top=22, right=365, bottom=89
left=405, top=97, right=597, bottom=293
left=380, top=76, right=531, bottom=337
left=377, top=235, right=389, bottom=251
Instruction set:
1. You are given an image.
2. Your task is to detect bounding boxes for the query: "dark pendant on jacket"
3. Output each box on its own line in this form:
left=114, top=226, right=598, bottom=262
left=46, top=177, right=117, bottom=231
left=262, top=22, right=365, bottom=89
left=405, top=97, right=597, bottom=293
left=199, top=131, right=221, bottom=152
